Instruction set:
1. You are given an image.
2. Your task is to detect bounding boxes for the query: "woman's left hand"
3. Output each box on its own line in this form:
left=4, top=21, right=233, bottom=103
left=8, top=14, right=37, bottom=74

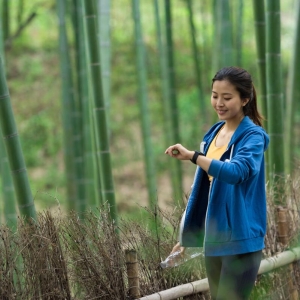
left=165, top=144, right=193, bottom=160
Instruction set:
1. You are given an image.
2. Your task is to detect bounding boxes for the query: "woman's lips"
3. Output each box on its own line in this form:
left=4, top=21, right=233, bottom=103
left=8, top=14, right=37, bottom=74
left=217, top=109, right=227, bottom=115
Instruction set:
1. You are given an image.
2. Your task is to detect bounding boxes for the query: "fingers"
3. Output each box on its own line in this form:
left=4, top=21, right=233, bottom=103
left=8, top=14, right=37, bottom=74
left=170, top=242, right=181, bottom=254
left=165, top=144, right=182, bottom=156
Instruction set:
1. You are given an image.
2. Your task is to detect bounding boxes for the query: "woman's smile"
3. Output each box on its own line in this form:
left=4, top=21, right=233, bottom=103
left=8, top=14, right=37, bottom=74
left=216, top=108, right=227, bottom=115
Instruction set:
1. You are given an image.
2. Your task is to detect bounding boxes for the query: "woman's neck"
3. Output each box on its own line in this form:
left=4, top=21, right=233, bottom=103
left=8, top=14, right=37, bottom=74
left=223, top=115, right=244, bottom=133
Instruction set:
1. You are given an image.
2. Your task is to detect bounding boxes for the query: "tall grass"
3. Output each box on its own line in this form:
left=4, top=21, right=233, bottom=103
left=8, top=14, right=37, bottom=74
left=0, top=168, right=300, bottom=299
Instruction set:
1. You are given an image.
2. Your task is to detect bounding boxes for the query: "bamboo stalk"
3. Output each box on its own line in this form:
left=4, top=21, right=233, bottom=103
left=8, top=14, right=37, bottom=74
left=252, top=0, right=267, bottom=128
left=56, top=0, right=77, bottom=212
left=235, top=0, right=244, bottom=66
left=284, top=0, right=300, bottom=175
left=265, top=0, right=285, bottom=191
left=72, top=0, right=100, bottom=208
left=68, top=0, right=87, bottom=214
left=213, top=0, right=234, bottom=69
left=0, top=56, right=36, bottom=220
left=252, top=0, right=269, bottom=182
left=0, top=5, right=16, bottom=227
left=132, top=0, right=157, bottom=209
left=126, top=249, right=140, bottom=298
left=276, top=206, right=299, bottom=299
left=153, top=0, right=182, bottom=203
left=136, top=247, right=300, bottom=300
left=98, top=0, right=111, bottom=118
left=276, top=206, right=288, bottom=245
left=164, top=0, right=183, bottom=205
left=2, top=0, right=9, bottom=42
left=288, top=263, right=299, bottom=300
left=0, top=4, right=5, bottom=66
left=186, top=0, right=205, bottom=114
left=0, top=137, right=17, bottom=227
left=82, top=0, right=117, bottom=220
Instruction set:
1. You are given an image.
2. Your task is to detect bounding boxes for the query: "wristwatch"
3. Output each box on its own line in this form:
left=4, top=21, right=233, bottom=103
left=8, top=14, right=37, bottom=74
left=190, top=151, right=204, bottom=164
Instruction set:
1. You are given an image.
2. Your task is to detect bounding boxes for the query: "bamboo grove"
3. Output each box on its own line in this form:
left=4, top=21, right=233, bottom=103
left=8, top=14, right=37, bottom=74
left=0, top=0, right=299, bottom=224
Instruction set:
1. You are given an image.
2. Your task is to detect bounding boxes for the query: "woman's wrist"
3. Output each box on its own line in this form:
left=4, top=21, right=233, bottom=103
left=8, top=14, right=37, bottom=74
left=188, top=151, right=194, bottom=160
left=190, top=151, right=204, bottom=164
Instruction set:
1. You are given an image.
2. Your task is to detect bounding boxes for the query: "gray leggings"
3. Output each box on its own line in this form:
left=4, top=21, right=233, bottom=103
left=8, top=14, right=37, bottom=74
left=205, top=250, right=262, bottom=300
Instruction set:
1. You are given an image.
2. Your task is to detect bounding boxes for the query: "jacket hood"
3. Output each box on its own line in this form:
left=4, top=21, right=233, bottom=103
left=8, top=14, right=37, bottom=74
left=203, top=116, right=269, bottom=152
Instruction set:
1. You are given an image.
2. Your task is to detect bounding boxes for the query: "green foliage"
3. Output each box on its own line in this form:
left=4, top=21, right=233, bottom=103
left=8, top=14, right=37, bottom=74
left=20, top=111, right=61, bottom=167
left=1, top=0, right=297, bottom=213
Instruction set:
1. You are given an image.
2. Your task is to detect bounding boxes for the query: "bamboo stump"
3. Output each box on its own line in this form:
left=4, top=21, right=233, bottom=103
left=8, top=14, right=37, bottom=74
left=277, top=206, right=288, bottom=245
left=288, top=263, right=299, bottom=300
left=276, top=206, right=299, bottom=299
left=125, top=249, right=140, bottom=298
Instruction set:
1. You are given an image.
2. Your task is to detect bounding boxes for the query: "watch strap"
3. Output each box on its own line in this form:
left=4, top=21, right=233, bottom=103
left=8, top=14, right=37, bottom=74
left=190, top=151, right=204, bottom=164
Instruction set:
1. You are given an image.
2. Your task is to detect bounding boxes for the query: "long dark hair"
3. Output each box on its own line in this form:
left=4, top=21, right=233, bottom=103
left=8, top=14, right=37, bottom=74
left=212, top=66, right=264, bottom=126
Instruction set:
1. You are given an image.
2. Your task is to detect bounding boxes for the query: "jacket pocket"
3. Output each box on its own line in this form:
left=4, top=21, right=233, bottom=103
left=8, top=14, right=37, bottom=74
left=205, top=203, right=232, bottom=243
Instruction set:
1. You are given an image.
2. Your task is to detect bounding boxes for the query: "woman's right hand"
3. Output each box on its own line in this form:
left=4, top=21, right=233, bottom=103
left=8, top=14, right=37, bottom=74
left=170, top=242, right=185, bottom=255
left=165, top=144, right=193, bottom=161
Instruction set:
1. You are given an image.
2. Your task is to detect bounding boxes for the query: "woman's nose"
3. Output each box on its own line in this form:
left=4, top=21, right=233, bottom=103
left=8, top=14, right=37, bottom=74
left=216, top=99, right=224, bottom=106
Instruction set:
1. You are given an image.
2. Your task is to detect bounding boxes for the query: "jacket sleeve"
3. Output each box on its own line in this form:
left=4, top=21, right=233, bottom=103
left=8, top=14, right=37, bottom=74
left=207, top=131, right=265, bottom=185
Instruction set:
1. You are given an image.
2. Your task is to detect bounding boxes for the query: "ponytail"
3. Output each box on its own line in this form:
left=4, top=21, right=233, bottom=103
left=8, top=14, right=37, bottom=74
left=243, top=85, right=264, bottom=127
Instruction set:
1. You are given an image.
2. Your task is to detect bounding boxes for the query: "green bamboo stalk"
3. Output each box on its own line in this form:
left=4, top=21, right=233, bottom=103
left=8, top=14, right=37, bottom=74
left=186, top=0, right=205, bottom=115
left=0, top=55, right=36, bottom=220
left=212, top=0, right=219, bottom=73
left=97, top=0, right=111, bottom=118
left=0, top=137, right=17, bottom=227
left=2, top=0, right=9, bottom=42
left=199, top=1, right=214, bottom=100
left=0, top=4, right=5, bottom=65
left=252, top=0, right=267, bottom=127
left=284, top=0, right=300, bottom=175
left=153, top=0, right=171, bottom=144
left=218, top=0, right=234, bottom=67
left=132, top=0, right=157, bottom=209
left=70, top=0, right=94, bottom=212
left=57, top=0, right=76, bottom=212
left=235, top=0, right=243, bottom=66
left=213, top=0, right=234, bottom=69
left=164, top=0, right=183, bottom=205
left=87, top=82, right=102, bottom=207
left=153, top=0, right=182, bottom=202
left=265, top=0, right=285, bottom=202
left=57, top=0, right=87, bottom=214
left=73, top=0, right=99, bottom=208
left=82, top=0, right=117, bottom=220
left=252, top=0, right=269, bottom=181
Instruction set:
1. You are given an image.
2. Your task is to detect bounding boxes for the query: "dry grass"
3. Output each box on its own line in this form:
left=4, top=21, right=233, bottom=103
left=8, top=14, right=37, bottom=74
left=0, top=170, right=300, bottom=299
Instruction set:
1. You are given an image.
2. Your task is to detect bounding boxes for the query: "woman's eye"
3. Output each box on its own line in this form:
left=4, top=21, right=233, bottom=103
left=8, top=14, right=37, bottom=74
left=224, top=98, right=231, bottom=101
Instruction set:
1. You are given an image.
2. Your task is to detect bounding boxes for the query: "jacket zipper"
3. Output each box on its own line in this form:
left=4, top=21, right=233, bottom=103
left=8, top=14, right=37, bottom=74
left=203, top=178, right=213, bottom=254
left=203, top=143, right=234, bottom=253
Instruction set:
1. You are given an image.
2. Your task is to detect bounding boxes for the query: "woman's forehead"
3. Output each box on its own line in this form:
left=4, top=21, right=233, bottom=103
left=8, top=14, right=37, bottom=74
left=212, top=80, right=238, bottom=93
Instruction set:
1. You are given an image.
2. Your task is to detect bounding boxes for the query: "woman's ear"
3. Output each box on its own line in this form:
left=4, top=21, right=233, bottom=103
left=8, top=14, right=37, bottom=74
left=242, top=98, right=250, bottom=106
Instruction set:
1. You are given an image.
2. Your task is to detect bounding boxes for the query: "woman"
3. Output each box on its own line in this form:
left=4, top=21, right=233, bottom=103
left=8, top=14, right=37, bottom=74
left=165, top=66, right=269, bottom=300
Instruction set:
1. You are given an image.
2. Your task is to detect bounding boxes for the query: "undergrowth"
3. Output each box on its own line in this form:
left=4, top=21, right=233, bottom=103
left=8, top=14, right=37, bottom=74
left=0, top=171, right=300, bottom=299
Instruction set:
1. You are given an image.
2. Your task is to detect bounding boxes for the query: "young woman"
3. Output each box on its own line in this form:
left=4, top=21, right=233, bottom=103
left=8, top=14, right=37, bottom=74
left=165, top=66, right=269, bottom=300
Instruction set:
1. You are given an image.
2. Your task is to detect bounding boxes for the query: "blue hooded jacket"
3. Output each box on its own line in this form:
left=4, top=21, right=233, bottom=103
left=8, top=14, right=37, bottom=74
left=179, top=116, right=269, bottom=256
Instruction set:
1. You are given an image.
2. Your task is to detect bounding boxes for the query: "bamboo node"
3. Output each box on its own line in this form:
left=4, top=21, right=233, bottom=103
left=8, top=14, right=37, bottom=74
left=12, top=167, right=27, bottom=174
left=19, top=201, right=34, bottom=208
left=3, top=132, right=18, bottom=139
left=0, top=93, right=9, bottom=100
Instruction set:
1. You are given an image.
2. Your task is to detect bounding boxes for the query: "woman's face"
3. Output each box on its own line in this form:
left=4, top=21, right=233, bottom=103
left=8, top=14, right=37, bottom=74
left=211, top=80, right=249, bottom=122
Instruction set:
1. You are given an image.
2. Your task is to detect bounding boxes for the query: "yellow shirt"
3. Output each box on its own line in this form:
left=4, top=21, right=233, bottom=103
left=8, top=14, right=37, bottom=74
left=206, top=129, right=228, bottom=181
